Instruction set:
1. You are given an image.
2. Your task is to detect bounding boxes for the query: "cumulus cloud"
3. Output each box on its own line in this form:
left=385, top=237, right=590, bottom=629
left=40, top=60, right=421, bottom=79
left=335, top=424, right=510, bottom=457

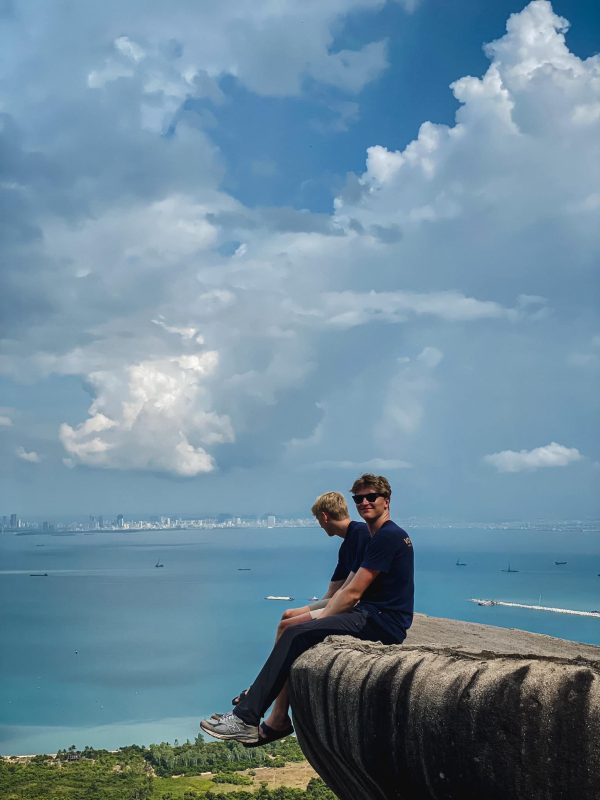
left=59, top=352, right=233, bottom=476
left=16, top=446, right=42, bottom=463
left=483, top=442, right=583, bottom=473
left=0, top=415, right=12, bottom=427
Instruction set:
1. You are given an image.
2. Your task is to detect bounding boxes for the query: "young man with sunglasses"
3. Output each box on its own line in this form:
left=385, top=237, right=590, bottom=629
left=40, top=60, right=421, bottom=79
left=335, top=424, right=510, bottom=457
left=200, top=473, right=414, bottom=746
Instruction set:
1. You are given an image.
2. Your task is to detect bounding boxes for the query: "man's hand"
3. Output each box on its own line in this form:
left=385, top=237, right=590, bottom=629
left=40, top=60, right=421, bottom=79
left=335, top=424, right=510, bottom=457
left=281, top=605, right=311, bottom=620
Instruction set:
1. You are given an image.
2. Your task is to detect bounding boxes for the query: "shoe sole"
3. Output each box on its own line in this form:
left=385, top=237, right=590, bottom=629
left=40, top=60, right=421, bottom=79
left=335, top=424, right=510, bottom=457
left=199, top=720, right=258, bottom=744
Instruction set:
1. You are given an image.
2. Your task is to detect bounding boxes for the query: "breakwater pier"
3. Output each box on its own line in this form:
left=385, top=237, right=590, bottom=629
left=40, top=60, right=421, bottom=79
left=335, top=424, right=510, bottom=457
left=469, top=598, right=600, bottom=618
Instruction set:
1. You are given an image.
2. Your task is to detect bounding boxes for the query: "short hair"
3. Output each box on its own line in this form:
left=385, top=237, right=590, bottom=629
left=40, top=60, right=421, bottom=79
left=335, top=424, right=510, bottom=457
left=350, top=473, right=392, bottom=499
left=311, top=491, right=349, bottom=521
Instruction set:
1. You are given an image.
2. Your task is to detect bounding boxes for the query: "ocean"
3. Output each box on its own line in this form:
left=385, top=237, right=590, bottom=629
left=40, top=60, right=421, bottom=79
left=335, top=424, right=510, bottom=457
left=0, top=525, right=598, bottom=755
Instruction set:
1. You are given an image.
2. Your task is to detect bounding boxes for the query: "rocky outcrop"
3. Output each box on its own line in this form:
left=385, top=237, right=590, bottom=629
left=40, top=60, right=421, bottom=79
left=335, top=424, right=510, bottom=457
left=288, top=614, right=600, bottom=800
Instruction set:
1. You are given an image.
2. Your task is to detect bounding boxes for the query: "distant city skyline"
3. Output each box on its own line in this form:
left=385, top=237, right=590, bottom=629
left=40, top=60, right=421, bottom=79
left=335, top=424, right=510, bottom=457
left=1, top=1, right=598, bottom=520
left=3, top=511, right=599, bottom=533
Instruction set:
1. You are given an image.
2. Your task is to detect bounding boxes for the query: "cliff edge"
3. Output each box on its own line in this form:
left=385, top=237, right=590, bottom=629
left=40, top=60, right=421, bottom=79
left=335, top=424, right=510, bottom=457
left=288, top=613, right=600, bottom=800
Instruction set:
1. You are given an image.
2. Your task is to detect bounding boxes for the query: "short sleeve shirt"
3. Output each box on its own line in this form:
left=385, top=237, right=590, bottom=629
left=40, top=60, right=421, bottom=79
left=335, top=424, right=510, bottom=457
left=330, top=521, right=369, bottom=582
left=355, top=521, right=414, bottom=642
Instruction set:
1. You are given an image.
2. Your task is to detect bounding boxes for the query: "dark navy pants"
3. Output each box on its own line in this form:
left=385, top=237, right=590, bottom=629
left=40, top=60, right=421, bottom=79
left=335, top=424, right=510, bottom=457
left=234, top=607, right=400, bottom=725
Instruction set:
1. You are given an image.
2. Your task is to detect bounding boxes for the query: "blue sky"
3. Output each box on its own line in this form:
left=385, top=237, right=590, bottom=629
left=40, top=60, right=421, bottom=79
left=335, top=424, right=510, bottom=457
left=1, top=0, right=599, bottom=520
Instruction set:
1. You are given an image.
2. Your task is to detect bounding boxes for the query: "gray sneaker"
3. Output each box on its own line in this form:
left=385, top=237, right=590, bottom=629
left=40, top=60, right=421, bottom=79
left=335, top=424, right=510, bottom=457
left=200, top=712, right=259, bottom=743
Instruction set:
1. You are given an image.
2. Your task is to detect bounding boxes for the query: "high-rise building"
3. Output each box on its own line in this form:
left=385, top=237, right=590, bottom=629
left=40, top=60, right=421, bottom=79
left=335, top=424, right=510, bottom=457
left=116, top=514, right=124, bottom=529
left=10, top=514, right=18, bottom=529
left=267, top=515, right=276, bottom=528
left=98, top=516, right=104, bottom=529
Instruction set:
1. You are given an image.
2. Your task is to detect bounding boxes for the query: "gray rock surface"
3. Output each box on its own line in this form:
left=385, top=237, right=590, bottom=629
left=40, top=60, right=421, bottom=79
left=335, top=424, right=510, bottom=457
left=289, top=613, right=600, bottom=800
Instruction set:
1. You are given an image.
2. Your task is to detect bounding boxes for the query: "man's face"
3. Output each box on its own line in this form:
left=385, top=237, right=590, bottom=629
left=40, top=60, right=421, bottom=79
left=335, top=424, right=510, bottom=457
left=352, top=489, right=389, bottom=523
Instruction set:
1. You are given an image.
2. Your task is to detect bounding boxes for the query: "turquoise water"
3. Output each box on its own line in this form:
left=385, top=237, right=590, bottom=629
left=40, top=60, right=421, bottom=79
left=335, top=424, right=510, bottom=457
left=0, top=526, right=598, bottom=755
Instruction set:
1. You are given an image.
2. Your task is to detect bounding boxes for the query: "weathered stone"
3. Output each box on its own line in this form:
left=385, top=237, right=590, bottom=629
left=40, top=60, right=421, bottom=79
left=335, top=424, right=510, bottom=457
left=289, top=613, right=600, bottom=800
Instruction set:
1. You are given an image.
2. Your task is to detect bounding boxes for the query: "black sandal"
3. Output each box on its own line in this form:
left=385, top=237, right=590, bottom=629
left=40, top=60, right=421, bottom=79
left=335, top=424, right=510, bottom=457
left=243, top=720, right=294, bottom=748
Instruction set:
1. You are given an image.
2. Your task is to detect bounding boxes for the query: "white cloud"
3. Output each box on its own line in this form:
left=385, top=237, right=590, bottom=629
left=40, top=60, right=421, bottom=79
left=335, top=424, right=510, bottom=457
left=376, top=346, right=444, bottom=439
left=321, top=290, right=515, bottom=328
left=0, top=415, right=12, bottom=427
left=484, top=442, right=583, bottom=473
left=16, top=446, right=42, bottom=463
left=59, top=351, right=233, bottom=476
left=30, top=2, right=393, bottom=106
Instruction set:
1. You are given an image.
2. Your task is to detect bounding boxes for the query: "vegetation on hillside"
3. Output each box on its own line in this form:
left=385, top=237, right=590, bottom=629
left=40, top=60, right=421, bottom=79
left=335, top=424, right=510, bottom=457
left=0, top=736, right=337, bottom=800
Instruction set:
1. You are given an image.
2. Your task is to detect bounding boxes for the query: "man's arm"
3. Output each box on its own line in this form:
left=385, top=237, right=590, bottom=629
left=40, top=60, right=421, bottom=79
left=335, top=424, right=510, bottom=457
left=322, top=579, right=344, bottom=599
left=318, top=567, right=379, bottom=618
left=281, top=579, right=347, bottom=619
left=283, top=578, right=346, bottom=619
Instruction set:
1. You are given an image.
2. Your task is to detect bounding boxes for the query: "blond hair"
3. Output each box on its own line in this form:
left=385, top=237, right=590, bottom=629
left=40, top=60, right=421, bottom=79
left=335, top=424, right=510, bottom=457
left=311, top=491, right=349, bottom=521
left=350, top=473, right=392, bottom=499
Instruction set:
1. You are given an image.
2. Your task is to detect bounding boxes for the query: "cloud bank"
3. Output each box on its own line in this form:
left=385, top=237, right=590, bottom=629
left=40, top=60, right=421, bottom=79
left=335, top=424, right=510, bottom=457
left=484, top=442, right=583, bottom=473
left=1, top=1, right=598, bottom=516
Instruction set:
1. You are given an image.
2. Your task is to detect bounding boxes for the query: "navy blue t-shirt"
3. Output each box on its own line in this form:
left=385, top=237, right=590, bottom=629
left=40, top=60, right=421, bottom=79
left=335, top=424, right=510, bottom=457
left=355, top=521, right=414, bottom=642
left=330, top=521, right=369, bottom=582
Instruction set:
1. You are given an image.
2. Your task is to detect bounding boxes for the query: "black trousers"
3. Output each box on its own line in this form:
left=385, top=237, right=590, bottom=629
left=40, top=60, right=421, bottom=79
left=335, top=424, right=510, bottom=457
left=234, top=607, right=400, bottom=726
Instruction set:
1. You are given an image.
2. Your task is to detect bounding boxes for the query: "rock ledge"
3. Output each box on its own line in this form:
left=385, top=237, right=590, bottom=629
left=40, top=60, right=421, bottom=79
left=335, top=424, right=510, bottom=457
left=289, top=613, right=600, bottom=800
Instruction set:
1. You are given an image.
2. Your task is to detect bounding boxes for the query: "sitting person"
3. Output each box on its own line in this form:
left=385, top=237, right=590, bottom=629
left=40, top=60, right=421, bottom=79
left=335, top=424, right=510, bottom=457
left=200, top=473, right=414, bottom=746
left=277, top=490, right=369, bottom=631
left=229, top=491, right=369, bottom=738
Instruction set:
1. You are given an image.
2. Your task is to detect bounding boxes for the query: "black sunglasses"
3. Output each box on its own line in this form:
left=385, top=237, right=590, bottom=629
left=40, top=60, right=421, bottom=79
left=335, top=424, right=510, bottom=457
left=352, top=492, right=385, bottom=504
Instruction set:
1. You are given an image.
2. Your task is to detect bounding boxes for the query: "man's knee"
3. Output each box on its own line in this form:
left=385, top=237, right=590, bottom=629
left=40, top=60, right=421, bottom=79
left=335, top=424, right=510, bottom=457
left=278, top=619, right=321, bottom=655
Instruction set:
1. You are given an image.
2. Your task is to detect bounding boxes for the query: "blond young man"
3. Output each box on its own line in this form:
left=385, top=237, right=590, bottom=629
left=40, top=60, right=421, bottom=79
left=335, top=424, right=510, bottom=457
left=201, top=474, right=414, bottom=746
left=229, top=492, right=369, bottom=732
left=276, top=491, right=369, bottom=631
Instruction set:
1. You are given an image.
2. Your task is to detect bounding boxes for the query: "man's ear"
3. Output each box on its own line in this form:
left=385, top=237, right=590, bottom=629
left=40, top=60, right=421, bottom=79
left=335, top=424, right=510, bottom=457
left=320, top=511, right=329, bottom=525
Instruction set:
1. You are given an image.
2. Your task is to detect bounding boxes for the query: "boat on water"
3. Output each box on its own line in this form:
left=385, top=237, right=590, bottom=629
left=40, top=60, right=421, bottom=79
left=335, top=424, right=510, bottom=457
left=30, top=573, right=48, bottom=577
left=265, top=595, right=294, bottom=601
left=554, top=561, right=567, bottom=565
left=501, top=563, right=519, bottom=573
left=309, top=596, right=319, bottom=601
left=237, top=568, right=252, bottom=571
left=155, top=560, right=164, bottom=568
left=477, top=599, right=497, bottom=607
left=455, top=559, right=467, bottom=566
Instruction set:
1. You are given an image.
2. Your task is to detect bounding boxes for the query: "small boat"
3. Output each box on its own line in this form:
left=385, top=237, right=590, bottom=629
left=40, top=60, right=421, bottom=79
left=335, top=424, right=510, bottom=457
left=501, top=563, right=519, bottom=573
left=265, top=595, right=294, bottom=601
left=155, top=560, right=164, bottom=568
left=30, top=573, right=48, bottom=577
left=477, top=599, right=496, bottom=607
left=237, top=568, right=252, bottom=571
left=554, top=561, right=567, bottom=565
left=309, top=596, right=319, bottom=601
left=456, top=559, right=467, bottom=566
